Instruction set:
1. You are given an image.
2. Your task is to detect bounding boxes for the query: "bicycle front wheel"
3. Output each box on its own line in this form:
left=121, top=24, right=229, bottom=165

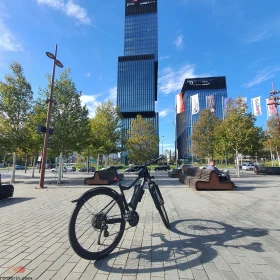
left=69, top=188, right=126, bottom=260
left=149, top=182, right=170, bottom=229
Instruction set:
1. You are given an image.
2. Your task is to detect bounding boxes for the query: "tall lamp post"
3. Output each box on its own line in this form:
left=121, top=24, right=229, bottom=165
left=38, top=44, right=63, bottom=189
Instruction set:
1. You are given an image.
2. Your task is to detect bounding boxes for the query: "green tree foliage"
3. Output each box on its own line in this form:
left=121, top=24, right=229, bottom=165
left=89, top=101, right=123, bottom=158
left=127, top=115, right=159, bottom=164
left=190, top=109, right=219, bottom=162
left=38, top=68, right=90, bottom=157
left=25, top=103, right=47, bottom=157
left=0, top=62, right=34, bottom=153
left=264, top=116, right=280, bottom=165
left=215, top=98, right=265, bottom=175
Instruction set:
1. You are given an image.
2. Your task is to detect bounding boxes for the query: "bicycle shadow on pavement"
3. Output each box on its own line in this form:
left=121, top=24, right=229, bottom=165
left=93, top=219, right=269, bottom=274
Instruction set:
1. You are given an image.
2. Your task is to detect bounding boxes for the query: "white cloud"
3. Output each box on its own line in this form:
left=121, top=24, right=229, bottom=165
left=159, top=110, right=170, bottom=118
left=80, top=87, right=117, bottom=118
left=158, top=63, right=209, bottom=95
left=86, top=72, right=91, bottom=77
left=107, top=86, right=117, bottom=104
left=65, top=1, right=91, bottom=24
left=159, top=55, right=169, bottom=60
left=36, top=0, right=91, bottom=24
left=245, top=18, right=280, bottom=44
left=174, top=35, right=184, bottom=50
left=80, top=94, right=100, bottom=118
left=36, top=0, right=64, bottom=9
left=0, top=19, right=22, bottom=52
left=244, top=66, right=280, bottom=88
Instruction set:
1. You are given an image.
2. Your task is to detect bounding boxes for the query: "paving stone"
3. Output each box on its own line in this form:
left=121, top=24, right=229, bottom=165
left=202, top=262, right=223, bottom=280
left=219, top=270, right=240, bottom=280
left=228, top=263, right=255, bottom=280
left=257, top=264, right=280, bottom=280
left=65, top=272, right=82, bottom=280
left=26, top=261, right=53, bottom=279
left=250, top=272, right=270, bottom=280
left=262, top=257, right=280, bottom=273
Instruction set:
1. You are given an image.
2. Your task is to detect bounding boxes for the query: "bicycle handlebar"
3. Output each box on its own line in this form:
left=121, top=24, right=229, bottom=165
left=119, top=156, right=164, bottom=191
left=145, top=155, right=165, bottom=166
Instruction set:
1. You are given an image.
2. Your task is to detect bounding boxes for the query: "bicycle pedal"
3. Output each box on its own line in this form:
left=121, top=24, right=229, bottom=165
left=104, top=230, right=109, bottom=237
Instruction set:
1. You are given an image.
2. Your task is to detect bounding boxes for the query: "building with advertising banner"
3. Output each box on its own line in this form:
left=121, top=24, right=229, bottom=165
left=176, top=76, right=228, bottom=161
left=117, top=0, right=159, bottom=163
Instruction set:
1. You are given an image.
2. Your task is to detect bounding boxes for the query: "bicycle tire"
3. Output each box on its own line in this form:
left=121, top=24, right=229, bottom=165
left=149, top=182, right=170, bottom=229
left=69, top=188, right=126, bottom=260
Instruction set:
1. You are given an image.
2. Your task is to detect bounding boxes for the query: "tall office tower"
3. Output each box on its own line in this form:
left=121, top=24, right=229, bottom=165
left=176, top=76, right=228, bottom=161
left=117, top=0, right=159, bottom=163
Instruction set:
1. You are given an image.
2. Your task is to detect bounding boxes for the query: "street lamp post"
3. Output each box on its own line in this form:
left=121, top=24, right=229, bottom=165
left=37, top=44, right=63, bottom=189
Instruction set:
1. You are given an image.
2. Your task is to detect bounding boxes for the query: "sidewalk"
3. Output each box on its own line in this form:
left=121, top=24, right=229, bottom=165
left=0, top=170, right=280, bottom=280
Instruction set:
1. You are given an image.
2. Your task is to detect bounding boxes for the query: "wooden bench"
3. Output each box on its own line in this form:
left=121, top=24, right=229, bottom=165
left=179, top=166, right=200, bottom=185
left=254, top=166, right=280, bottom=175
left=0, top=174, right=14, bottom=200
left=84, top=170, right=118, bottom=185
left=167, top=168, right=182, bottom=178
left=189, top=169, right=234, bottom=190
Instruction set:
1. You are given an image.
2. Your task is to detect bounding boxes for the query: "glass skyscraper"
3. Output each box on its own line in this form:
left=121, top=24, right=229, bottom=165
left=117, top=0, right=159, bottom=163
left=176, top=76, right=228, bottom=160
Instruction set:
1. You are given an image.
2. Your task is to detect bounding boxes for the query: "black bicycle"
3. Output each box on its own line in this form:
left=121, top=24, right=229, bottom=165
left=68, top=156, right=170, bottom=260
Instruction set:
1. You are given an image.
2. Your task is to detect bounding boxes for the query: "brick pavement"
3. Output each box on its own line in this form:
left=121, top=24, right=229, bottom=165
left=0, top=169, right=280, bottom=279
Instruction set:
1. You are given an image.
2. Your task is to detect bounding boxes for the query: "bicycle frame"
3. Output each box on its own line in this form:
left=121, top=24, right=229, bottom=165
left=72, top=157, right=164, bottom=222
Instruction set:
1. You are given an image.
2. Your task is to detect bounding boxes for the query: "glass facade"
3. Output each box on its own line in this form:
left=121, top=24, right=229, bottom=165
left=176, top=77, right=228, bottom=160
left=117, top=55, right=156, bottom=113
left=124, top=13, right=158, bottom=60
left=117, top=0, right=159, bottom=163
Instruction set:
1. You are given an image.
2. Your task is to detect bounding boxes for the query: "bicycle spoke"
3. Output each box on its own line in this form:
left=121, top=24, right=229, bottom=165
left=72, top=192, right=124, bottom=254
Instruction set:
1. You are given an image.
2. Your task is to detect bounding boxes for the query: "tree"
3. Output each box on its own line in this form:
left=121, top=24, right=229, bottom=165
left=0, top=62, right=34, bottom=153
left=215, top=98, right=265, bottom=176
left=127, top=115, right=159, bottom=164
left=190, top=109, right=219, bottom=163
left=0, top=62, right=34, bottom=181
left=89, top=101, right=123, bottom=166
left=37, top=68, right=90, bottom=158
left=264, top=117, right=280, bottom=166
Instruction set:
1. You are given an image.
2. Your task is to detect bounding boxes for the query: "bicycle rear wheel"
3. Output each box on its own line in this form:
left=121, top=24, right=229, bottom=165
left=149, top=182, right=170, bottom=229
left=69, top=188, right=126, bottom=260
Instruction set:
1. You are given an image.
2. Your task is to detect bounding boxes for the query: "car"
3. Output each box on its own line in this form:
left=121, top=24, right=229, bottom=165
left=124, top=166, right=141, bottom=172
left=15, top=165, right=25, bottom=170
left=242, top=164, right=255, bottom=171
left=154, top=165, right=170, bottom=171
left=51, top=167, right=67, bottom=172
left=78, top=167, right=96, bottom=172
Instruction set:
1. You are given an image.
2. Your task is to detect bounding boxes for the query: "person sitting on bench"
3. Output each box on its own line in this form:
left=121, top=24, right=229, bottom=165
left=206, top=160, right=229, bottom=181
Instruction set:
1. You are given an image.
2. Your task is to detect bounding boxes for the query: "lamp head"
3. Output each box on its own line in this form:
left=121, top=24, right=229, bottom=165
left=46, top=52, right=55, bottom=59
left=55, top=60, right=63, bottom=68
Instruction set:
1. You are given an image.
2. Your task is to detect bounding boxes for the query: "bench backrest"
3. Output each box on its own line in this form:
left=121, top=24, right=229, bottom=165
left=257, top=166, right=280, bottom=175
left=200, top=169, right=219, bottom=181
left=182, top=165, right=189, bottom=174
left=191, top=167, right=201, bottom=178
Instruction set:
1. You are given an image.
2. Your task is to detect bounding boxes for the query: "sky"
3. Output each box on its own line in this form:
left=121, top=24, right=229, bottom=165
left=1, top=0, right=280, bottom=154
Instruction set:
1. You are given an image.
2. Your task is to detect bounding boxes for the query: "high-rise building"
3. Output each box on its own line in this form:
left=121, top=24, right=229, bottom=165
left=117, top=0, right=159, bottom=163
left=176, top=76, right=228, bottom=160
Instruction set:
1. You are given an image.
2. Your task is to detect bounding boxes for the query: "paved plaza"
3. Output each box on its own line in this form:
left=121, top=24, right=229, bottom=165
left=0, top=169, right=280, bottom=280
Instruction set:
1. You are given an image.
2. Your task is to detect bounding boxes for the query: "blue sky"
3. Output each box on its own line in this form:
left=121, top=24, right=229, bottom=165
left=1, top=0, right=280, bottom=154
